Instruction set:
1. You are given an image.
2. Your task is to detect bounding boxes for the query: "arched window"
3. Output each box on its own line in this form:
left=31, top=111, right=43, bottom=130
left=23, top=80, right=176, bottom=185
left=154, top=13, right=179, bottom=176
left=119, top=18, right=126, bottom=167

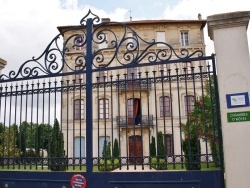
left=160, top=96, right=171, bottom=117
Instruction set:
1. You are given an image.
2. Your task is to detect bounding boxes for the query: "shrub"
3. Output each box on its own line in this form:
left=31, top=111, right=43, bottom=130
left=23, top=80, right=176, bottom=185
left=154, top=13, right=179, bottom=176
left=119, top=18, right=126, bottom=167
left=150, top=157, right=167, bottom=170
left=182, top=135, right=201, bottom=170
left=99, top=158, right=119, bottom=171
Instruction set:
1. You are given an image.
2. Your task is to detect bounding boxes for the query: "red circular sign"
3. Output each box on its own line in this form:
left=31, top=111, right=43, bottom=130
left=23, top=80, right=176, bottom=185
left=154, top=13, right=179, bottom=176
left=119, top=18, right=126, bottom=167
left=70, top=174, right=87, bottom=188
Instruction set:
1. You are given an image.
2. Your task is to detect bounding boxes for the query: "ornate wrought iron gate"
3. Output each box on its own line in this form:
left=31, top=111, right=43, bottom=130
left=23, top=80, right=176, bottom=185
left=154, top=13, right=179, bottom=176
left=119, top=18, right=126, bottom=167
left=0, top=11, right=224, bottom=188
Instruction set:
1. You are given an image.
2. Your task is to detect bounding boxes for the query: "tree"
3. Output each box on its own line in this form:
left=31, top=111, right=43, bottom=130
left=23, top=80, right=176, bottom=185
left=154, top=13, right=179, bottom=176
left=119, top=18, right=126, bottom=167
left=102, top=140, right=111, bottom=159
left=0, top=126, right=20, bottom=158
left=150, top=136, right=156, bottom=157
left=157, top=131, right=165, bottom=159
left=48, top=119, right=66, bottom=171
left=182, top=123, right=201, bottom=170
left=113, top=138, right=119, bottom=159
left=181, top=77, right=220, bottom=166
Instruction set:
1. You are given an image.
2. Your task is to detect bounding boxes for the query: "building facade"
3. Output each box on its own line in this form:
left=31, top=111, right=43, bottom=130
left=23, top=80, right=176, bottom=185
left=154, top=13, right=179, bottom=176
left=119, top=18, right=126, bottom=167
left=58, top=15, right=208, bottom=164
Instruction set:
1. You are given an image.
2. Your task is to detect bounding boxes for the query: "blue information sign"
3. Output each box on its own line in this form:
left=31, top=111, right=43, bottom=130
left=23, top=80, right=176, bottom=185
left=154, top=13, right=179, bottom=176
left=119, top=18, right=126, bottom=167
left=226, top=92, right=249, bottom=108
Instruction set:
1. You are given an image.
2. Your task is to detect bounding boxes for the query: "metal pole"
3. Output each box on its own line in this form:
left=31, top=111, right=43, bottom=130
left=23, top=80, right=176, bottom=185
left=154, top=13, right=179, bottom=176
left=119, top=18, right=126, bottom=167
left=85, top=18, right=93, bottom=174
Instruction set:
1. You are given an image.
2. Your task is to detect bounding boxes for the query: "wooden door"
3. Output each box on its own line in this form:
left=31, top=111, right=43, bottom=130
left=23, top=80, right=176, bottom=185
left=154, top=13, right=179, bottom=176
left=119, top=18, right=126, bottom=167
left=129, top=135, right=142, bottom=164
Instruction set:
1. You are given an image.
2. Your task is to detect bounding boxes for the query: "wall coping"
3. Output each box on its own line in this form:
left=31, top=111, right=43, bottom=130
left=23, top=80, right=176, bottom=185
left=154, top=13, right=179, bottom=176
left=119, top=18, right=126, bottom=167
left=207, top=11, right=250, bottom=40
left=0, top=58, right=7, bottom=70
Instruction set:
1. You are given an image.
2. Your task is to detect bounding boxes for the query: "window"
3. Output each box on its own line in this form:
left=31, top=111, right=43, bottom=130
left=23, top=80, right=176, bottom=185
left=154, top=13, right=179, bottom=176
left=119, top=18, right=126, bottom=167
left=160, top=96, right=171, bottom=117
left=181, top=31, right=189, bottom=46
left=156, top=31, right=166, bottom=47
left=75, top=66, right=84, bottom=84
left=74, top=36, right=83, bottom=50
left=74, top=99, right=84, bottom=120
left=185, top=95, right=194, bottom=115
left=127, top=67, right=139, bottom=79
left=99, top=98, right=109, bottom=119
left=98, top=33, right=108, bottom=49
left=182, top=62, right=192, bottom=74
left=127, top=98, right=141, bottom=125
left=98, top=69, right=108, bottom=82
left=99, top=136, right=110, bottom=157
left=158, top=64, right=167, bottom=75
left=74, top=137, right=85, bottom=158
left=164, top=134, right=173, bottom=156
left=127, top=32, right=136, bottom=48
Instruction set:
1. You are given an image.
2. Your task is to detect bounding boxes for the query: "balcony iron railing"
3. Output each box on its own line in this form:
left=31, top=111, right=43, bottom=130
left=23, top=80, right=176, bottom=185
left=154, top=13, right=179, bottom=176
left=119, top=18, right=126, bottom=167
left=116, top=115, right=154, bottom=126
left=116, top=80, right=151, bottom=91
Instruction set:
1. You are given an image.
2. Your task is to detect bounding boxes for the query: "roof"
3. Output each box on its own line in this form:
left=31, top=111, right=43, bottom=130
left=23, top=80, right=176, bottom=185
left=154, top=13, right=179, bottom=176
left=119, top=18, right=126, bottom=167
left=57, top=19, right=207, bottom=34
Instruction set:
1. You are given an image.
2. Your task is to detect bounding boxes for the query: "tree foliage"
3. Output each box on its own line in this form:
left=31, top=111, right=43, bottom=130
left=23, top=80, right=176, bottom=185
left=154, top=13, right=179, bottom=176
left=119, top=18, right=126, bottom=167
left=182, top=77, right=220, bottom=166
left=0, top=126, right=20, bottom=158
left=113, top=138, right=119, bottom=158
left=150, top=136, right=156, bottom=157
left=48, top=119, right=66, bottom=171
left=157, top=131, right=165, bottom=159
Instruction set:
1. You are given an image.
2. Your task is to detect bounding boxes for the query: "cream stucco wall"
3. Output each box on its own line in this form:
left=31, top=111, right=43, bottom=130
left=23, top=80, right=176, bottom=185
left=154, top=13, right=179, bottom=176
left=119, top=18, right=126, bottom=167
left=59, top=18, right=208, bottom=159
left=208, top=11, right=250, bottom=188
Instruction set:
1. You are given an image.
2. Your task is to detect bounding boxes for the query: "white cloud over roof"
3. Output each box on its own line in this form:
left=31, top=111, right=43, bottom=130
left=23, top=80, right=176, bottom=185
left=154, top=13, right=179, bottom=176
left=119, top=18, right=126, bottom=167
left=0, top=0, right=249, bottom=74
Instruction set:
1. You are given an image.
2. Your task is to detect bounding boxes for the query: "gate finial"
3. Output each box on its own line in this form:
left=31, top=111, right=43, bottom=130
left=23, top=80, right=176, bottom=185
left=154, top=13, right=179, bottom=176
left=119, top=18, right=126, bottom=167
left=80, top=9, right=100, bottom=26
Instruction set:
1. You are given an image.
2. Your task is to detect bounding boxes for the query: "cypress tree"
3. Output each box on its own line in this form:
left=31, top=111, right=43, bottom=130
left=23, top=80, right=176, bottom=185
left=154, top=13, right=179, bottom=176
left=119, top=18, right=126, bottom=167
left=150, top=136, right=156, bottom=157
left=49, top=119, right=66, bottom=171
left=157, top=131, right=165, bottom=159
left=113, top=138, right=119, bottom=159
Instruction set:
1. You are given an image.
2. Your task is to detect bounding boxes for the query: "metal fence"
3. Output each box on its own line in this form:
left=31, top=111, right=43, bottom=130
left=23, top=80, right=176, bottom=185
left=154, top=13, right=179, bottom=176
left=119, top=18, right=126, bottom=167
left=0, top=10, right=224, bottom=188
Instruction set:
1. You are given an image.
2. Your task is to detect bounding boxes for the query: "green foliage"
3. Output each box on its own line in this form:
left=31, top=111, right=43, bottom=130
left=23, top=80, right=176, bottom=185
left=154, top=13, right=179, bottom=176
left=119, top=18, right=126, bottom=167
left=113, top=138, right=119, bottom=158
left=100, top=139, right=120, bottom=171
left=181, top=77, right=220, bottom=166
left=99, top=158, right=119, bottom=171
left=102, top=140, right=111, bottom=159
left=151, top=157, right=168, bottom=170
left=182, top=134, right=201, bottom=170
left=18, top=122, right=52, bottom=158
left=0, top=126, right=20, bottom=158
left=150, top=133, right=167, bottom=170
left=157, top=131, right=165, bottom=159
left=48, top=119, right=66, bottom=171
left=150, top=136, right=156, bottom=157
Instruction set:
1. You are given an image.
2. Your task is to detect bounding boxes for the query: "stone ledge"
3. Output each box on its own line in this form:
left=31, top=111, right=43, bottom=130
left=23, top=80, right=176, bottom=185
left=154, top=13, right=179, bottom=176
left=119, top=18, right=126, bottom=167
left=207, top=11, right=250, bottom=40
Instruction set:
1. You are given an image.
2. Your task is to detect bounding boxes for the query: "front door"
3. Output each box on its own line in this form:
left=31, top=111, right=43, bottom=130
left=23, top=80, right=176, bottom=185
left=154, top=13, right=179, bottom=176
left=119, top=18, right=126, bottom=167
left=129, top=135, right=142, bottom=164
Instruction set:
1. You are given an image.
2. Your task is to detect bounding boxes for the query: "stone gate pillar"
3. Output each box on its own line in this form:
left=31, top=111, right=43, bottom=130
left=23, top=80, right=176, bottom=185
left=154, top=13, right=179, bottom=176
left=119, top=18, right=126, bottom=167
left=207, top=11, right=250, bottom=188
left=0, top=58, right=6, bottom=73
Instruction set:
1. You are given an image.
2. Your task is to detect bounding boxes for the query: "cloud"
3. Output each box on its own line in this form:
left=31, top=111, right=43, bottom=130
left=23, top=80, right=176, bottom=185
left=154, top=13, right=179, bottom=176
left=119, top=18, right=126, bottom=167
left=0, top=0, right=128, bottom=75
left=164, top=0, right=250, bottom=19
left=162, top=0, right=250, bottom=55
left=0, top=0, right=249, bottom=76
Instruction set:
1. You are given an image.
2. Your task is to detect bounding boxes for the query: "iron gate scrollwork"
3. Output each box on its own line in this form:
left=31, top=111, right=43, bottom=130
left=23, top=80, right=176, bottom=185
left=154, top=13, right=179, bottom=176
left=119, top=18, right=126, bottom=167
left=0, top=10, right=224, bottom=188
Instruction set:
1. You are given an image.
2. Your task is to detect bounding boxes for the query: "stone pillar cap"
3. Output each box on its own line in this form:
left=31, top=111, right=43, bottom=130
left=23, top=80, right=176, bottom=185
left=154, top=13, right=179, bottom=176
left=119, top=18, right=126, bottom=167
left=0, top=58, right=7, bottom=70
left=207, top=11, right=250, bottom=40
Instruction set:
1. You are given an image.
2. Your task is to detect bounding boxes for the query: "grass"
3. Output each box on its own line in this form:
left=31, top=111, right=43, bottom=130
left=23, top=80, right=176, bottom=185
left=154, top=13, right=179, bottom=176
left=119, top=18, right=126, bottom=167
left=0, top=162, right=220, bottom=172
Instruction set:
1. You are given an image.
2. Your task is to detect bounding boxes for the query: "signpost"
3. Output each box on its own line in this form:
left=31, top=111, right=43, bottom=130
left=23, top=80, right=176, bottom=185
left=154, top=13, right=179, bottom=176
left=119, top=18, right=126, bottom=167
left=70, top=174, right=87, bottom=188
left=227, top=111, right=250, bottom=123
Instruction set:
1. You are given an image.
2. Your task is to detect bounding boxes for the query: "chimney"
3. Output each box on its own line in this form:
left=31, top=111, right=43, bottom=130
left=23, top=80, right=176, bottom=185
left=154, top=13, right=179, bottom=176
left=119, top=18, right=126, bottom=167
left=198, top=13, right=202, bottom=20
left=101, top=18, right=111, bottom=22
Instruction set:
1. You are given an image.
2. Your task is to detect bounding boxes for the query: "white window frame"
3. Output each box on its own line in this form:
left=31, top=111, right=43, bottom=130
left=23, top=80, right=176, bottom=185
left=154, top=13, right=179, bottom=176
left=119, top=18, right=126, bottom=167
left=181, top=31, right=189, bottom=46
left=156, top=31, right=166, bottom=47
left=74, top=99, right=85, bottom=120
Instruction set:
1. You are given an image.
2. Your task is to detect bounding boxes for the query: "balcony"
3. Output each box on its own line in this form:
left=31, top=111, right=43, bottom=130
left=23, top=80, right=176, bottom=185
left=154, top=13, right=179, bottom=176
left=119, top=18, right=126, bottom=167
left=116, top=115, right=154, bottom=127
left=116, top=80, right=151, bottom=91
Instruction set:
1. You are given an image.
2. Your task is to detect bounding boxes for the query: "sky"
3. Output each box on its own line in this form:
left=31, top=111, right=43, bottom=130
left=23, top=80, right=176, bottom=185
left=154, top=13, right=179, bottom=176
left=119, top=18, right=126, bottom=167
left=0, top=0, right=250, bottom=75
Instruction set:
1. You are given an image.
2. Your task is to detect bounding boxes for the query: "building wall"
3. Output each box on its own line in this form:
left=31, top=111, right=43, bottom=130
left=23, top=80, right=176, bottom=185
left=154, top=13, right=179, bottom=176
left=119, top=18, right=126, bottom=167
left=60, top=18, right=208, bottom=158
